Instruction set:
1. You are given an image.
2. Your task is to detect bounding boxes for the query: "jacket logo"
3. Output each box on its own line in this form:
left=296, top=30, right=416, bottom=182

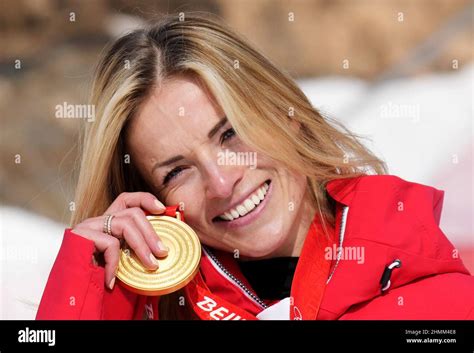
left=197, top=296, right=244, bottom=320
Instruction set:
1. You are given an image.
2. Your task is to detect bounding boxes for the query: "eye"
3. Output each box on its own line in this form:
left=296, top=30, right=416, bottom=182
left=220, top=127, right=236, bottom=144
left=163, top=166, right=185, bottom=185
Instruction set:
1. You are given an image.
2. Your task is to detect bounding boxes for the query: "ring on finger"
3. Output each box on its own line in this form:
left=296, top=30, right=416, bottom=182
left=103, top=214, right=115, bottom=235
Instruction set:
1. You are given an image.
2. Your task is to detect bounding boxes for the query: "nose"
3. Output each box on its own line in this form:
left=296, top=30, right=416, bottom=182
left=200, top=154, right=243, bottom=200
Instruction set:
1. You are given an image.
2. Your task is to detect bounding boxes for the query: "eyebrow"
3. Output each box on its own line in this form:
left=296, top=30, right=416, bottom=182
left=207, top=116, right=228, bottom=139
left=151, top=116, right=228, bottom=174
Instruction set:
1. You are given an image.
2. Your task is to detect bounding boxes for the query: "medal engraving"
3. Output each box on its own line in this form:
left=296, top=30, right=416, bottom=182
left=116, top=215, right=201, bottom=296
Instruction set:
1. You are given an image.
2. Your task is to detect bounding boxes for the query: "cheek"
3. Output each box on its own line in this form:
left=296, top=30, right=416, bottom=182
left=271, top=165, right=308, bottom=213
left=162, top=181, right=205, bottom=221
left=288, top=171, right=307, bottom=194
left=284, top=172, right=307, bottom=208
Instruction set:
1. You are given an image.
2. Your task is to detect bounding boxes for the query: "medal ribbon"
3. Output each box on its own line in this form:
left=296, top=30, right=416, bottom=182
left=159, top=205, right=184, bottom=220
left=289, top=219, right=332, bottom=320
left=184, top=272, right=257, bottom=320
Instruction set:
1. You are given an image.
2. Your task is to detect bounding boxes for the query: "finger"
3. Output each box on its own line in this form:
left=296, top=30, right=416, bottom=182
left=75, top=210, right=168, bottom=258
left=106, top=192, right=166, bottom=215
left=102, top=237, right=120, bottom=290
left=71, top=227, right=120, bottom=290
left=75, top=216, right=108, bottom=233
left=111, top=216, right=160, bottom=270
left=113, top=207, right=168, bottom=258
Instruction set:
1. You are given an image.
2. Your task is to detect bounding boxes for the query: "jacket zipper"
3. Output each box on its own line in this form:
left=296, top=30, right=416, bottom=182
left=326, top=205, right=349, bottom=284
left=203, top=246, right=268, bottom=309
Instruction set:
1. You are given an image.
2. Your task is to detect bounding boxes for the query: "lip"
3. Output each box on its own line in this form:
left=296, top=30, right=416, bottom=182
left=212, top=180, right=270, bottom=220
left=213, top=180, right=272, bottom=229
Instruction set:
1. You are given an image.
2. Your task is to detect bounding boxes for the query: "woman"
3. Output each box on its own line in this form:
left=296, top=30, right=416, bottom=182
left=37, top=13, right=473, bottom=320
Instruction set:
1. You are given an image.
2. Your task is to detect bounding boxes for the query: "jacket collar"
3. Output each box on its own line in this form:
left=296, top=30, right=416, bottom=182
left=325, top=175, right=364, bottom=206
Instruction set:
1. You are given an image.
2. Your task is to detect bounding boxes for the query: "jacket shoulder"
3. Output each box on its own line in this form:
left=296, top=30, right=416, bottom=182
left=326, top=175, right=444, bottom=223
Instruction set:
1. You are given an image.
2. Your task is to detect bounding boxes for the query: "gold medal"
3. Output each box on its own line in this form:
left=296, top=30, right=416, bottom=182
left=116, top=213, right=201, bottom=296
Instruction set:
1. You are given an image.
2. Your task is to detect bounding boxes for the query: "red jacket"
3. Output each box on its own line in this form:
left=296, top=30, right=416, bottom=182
left=36, top=175, right=474, bottom=320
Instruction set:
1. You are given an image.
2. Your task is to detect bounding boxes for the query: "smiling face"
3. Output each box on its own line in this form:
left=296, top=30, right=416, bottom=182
left=126, top=75, right=314, bottom=259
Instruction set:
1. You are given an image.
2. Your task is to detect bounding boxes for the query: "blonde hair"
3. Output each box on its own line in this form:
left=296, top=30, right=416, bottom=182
left=72, top=12, right=386, bottom=319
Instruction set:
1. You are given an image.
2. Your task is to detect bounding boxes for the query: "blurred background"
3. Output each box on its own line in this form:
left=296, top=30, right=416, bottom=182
left=1, top=0, right=472, bottom=318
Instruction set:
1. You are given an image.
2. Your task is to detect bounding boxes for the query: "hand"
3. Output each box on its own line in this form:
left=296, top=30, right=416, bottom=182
left=71, top=192, right=168, bottom=290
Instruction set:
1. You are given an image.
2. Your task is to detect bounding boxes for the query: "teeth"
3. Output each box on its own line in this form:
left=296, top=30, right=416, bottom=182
left=251, top=195, right=260, bottom=205
left=244, top=199, right=256, bottom=212
left=217, top=182, right=270, bottom=221
left=236, top=205, right=248, bottom=217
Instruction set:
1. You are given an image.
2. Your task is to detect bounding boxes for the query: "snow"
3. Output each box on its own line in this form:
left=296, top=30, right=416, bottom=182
left=0, top=207, right=64, bottom=319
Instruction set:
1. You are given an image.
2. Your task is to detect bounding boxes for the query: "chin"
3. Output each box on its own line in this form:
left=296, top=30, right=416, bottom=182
left=238, top=236, right=288, bottom=259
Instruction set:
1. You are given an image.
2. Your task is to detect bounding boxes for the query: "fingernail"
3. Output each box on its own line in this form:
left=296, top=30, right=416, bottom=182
left=154, top=200, right=166, bottom=210
left=109, top=277, right=115, bottom=290
left=149, top=253, right=160, bottom=267
left=157, top=240, right=168, bottom=252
